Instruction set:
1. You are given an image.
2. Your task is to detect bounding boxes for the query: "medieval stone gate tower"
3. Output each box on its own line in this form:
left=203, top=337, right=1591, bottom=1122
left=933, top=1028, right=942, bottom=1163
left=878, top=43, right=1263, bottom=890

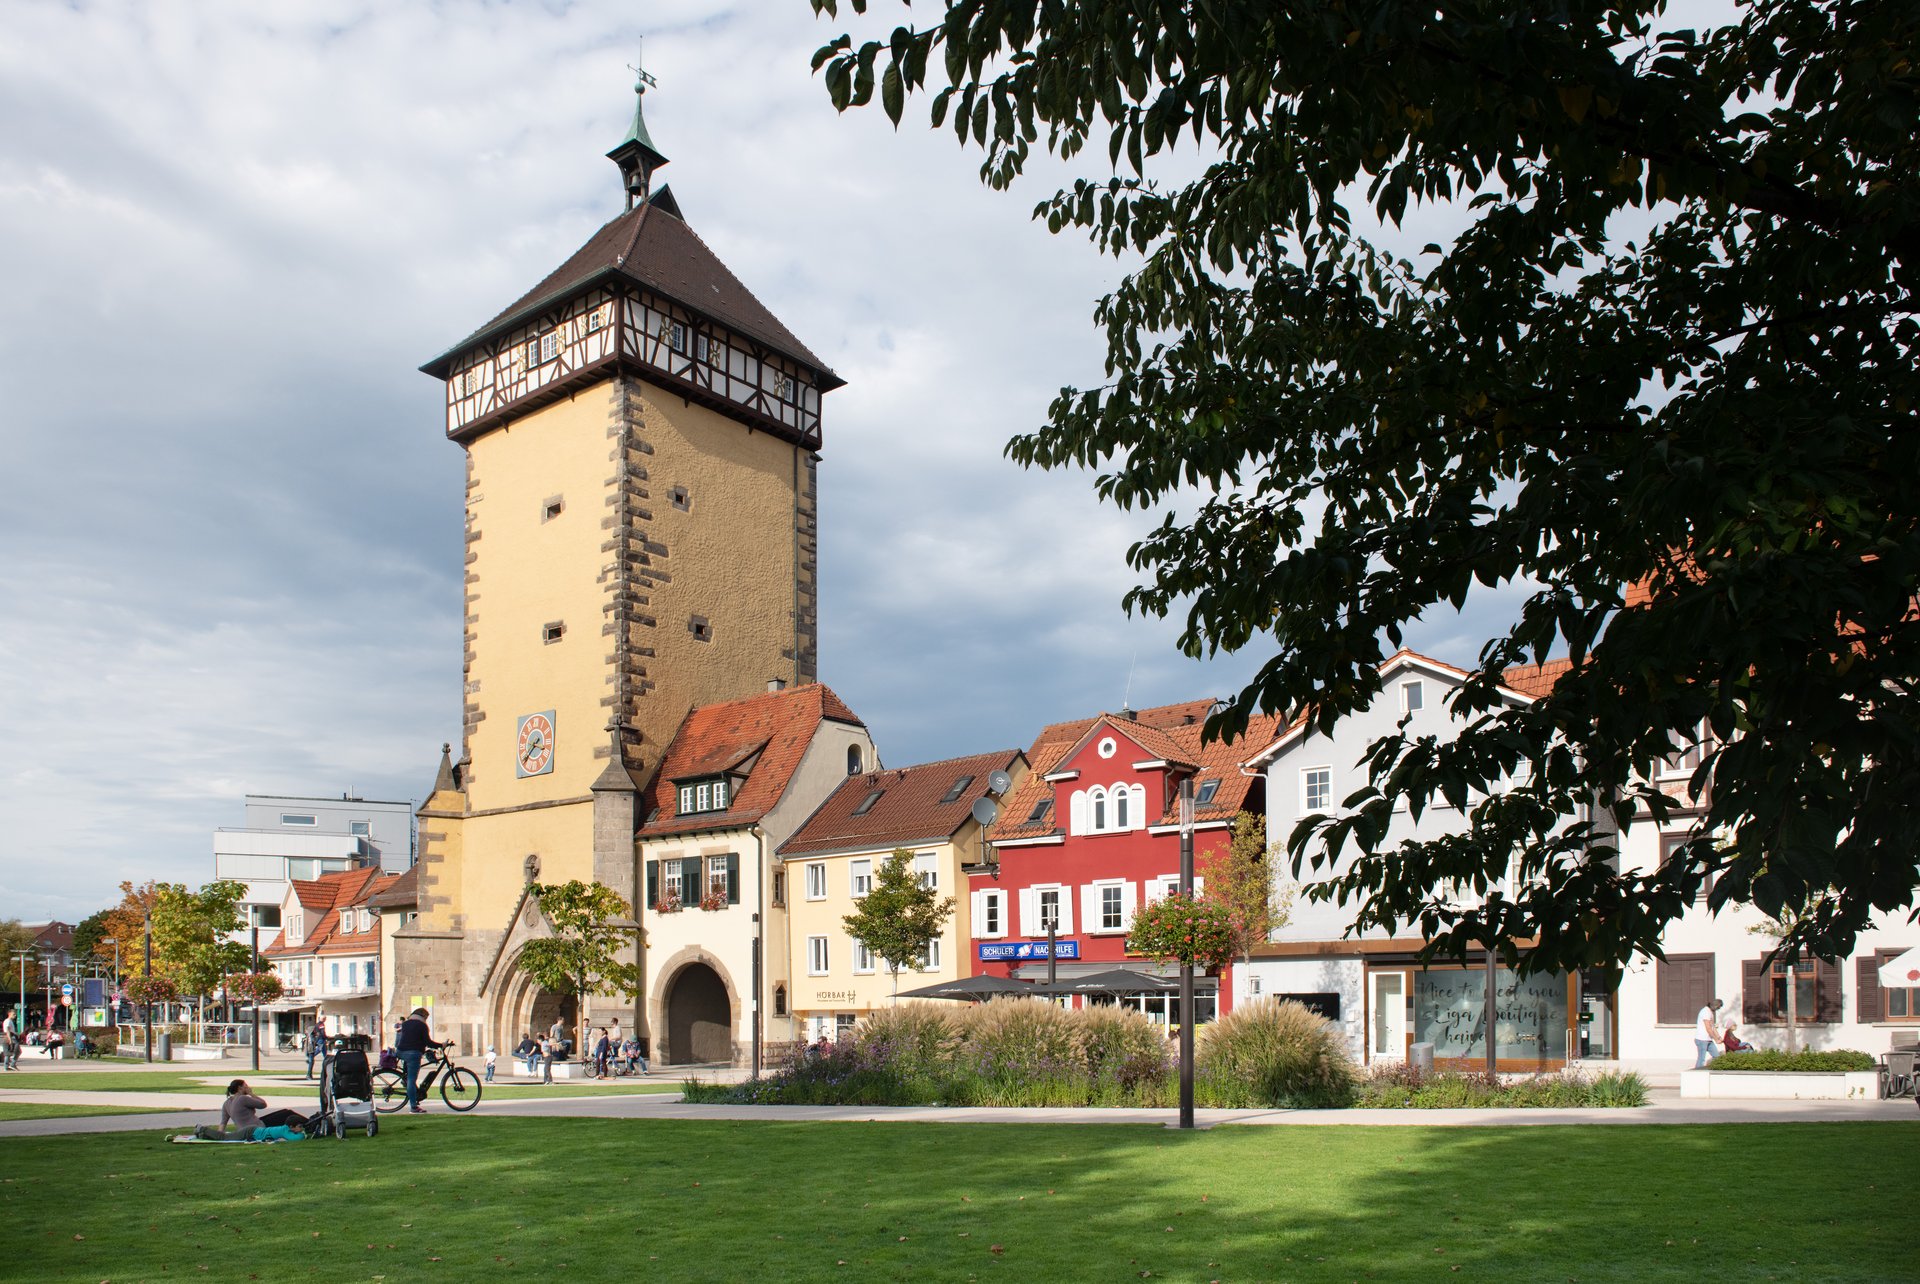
left=391, top=68, right=841, bottom=1055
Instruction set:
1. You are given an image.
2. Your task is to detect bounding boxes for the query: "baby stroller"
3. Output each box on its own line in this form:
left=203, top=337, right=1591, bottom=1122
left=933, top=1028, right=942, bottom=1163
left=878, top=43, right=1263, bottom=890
left=308, top=1034, right=379, bottom=1140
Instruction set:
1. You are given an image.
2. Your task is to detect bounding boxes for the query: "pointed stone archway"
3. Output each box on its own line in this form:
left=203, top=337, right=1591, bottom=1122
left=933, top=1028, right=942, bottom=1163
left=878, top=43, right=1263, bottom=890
left=665, top=962, right=732, bottom=1064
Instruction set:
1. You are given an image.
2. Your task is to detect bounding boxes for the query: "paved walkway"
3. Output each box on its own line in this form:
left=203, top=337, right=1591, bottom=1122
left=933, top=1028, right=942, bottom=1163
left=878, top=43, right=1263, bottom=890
left=3, top=1061, right=1915, bottom=1137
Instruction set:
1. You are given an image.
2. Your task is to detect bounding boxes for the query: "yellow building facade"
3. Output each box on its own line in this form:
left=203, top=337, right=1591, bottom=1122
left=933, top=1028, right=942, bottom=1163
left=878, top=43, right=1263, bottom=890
left=391, top=74, right=842, bottom=1057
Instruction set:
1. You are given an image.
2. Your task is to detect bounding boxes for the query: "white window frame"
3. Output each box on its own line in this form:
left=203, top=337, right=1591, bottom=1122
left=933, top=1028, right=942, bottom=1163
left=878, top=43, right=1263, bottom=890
left=1100, top=883, right=1125, bottom=931
left=852, top=939, right=875, bottom=975
left=805, top=862, right=827, bottom=900
left=280, top=814, right=316, bottom=827
left=1302, top=766, right=1333, bottom=813
left=974, top=888, right=1007, bottom=939
left=1401, top=679, right=1425, bottom=713
left=663, top=860, right=685, bottom=901
left=913, top=851, right=938, bottom=891
left=850, top=858, right=873, bottom=897
left=1081, top=879, right=1137, bottom=934
left=918, top=936, right=942, bottom=970
left=807, top=936, right=830, bottom=976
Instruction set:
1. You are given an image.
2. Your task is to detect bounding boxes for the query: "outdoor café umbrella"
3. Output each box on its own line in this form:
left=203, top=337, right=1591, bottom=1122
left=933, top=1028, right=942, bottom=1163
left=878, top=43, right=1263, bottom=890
left=1031, top=968, right=1180, bottom=997
left=1876, top=946, right=1920, bottom=989
left=895, top=975, right=1034, bottom=1001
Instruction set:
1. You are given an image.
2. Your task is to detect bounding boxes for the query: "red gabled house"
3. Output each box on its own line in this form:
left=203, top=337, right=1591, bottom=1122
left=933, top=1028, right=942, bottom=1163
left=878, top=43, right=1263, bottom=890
left=972, top=700, right=1281, bottom=1027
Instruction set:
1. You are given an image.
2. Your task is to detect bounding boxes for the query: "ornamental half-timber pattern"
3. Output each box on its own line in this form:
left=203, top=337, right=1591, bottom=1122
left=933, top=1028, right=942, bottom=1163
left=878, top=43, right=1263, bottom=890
left=441, top=283, right=823, bottom=448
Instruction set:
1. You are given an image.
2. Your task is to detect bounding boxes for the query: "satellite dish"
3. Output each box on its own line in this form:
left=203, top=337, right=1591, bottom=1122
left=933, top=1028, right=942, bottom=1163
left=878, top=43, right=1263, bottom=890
left=986, top=770, right=1013, bottom=797
left=970, top=797, right=999, bottom=827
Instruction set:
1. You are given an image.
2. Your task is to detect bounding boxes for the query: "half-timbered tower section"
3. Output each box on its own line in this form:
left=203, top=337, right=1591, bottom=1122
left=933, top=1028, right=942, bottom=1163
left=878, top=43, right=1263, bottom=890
left=394, top=69, right=844, bottom=1056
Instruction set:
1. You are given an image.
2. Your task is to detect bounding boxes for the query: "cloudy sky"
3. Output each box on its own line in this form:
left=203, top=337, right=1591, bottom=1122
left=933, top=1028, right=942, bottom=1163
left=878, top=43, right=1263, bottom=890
left=1, top=1, right=1510, bottom=922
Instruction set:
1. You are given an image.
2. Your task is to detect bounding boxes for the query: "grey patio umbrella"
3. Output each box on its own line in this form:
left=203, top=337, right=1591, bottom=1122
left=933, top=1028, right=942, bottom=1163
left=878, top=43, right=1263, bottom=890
left=1030, top=968, right=1180, bottom=997
left=894, top=974, right=1035, bottom=1001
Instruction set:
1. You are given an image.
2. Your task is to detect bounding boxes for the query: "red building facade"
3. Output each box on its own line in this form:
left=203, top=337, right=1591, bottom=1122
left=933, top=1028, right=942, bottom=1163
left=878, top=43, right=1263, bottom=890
left=970, top=701, right=1279, bottom=1027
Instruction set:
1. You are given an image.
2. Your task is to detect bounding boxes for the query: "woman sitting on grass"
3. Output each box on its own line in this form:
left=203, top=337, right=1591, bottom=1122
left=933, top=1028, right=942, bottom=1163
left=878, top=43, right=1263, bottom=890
left=208, top=1079, right=309, bottom=1140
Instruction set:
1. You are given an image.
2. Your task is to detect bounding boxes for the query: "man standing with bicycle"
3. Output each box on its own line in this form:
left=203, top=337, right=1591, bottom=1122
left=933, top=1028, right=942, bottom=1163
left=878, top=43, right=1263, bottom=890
left=395, top=1007, right=448, bottom=1115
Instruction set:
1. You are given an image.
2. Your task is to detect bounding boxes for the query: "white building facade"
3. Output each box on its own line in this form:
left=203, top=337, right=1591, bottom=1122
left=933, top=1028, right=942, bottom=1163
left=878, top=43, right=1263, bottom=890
left=213, top=793, right=414, bottom=945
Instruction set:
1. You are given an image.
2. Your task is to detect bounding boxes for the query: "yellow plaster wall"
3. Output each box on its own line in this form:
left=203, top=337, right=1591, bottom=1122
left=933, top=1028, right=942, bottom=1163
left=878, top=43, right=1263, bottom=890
left=785, top=841, right=974, bottom=1020
left=464, top=385, right=620, bottom=814
left=629, top=383, right=810, bottom=724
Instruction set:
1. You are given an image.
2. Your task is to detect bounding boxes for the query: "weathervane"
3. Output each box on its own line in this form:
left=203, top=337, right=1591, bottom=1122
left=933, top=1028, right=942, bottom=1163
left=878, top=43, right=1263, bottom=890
left=628, top=41, right=658, bottom=96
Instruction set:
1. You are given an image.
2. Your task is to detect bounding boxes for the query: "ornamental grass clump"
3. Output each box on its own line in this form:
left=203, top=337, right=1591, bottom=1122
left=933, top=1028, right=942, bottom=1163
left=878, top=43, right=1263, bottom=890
left=959, top=998, right=1080, bottom=1084
left=857, top=1002, right=963, bottom=1080
left=1195, top=998, right=1357, bottom=1109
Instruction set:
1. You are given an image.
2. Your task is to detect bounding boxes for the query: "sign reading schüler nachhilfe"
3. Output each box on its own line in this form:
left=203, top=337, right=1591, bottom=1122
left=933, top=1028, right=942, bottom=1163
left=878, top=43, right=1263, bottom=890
left=979, top=941, right=1081, bottom=961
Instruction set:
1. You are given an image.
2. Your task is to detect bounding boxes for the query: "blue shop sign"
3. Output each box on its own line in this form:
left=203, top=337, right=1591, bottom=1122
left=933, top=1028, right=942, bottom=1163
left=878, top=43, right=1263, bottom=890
left=979, top=940, right=1081, bottom=961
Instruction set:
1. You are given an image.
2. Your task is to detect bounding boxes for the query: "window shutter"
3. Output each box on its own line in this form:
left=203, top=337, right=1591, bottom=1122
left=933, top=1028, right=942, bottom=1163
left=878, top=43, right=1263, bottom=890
left=1018, top=887, right=1038, bottom=936
left=1080, top=884, right=1101, bottom=932
left=1656, top=959, right=1684, bottom=1025
left=645, top=860, right=658, bottom=908
left=1056, top=889, right=1074, bottom=936
left=1069, top=790, right=1087, bottom=836
left=1814, top=958, right=1842, bottom=1023
left=970, top=889, right=983, bottom=932
left=1857, top=954, right=1885, bottom=1023
left=726, top=853, right=741, bottom=905
left=1742, top=959, right=1771, bottom=1024
left=682, top=857, right=702, bottom=897
left=1121, top=880, right=1139, bottom=930
left=1129, top=784, right=1147, bottom=830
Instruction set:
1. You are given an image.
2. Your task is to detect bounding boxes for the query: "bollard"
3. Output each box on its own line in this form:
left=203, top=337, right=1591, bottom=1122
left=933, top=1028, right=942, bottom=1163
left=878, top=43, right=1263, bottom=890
left=1409, top=1041, right=1435, bottom=1076
left=158, top=1032, right=173, bottom=1061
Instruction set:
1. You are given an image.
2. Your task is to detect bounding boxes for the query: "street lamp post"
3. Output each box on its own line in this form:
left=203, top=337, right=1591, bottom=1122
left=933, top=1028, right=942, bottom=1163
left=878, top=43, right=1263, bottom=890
left=143, top=915, right=154, bottom=1064
left=1177, top=776, right=1195, bottom=1131
left=101, top=938, right=121, bottom=993
left=9, top=950, right=30, bottom=1032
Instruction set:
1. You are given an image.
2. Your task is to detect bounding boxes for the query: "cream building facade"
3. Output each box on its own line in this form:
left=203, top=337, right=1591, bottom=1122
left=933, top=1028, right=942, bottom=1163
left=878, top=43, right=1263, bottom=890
left=390, top=73, right=845, bottom=1057
left=780, top=751, right=1025, bottom=1040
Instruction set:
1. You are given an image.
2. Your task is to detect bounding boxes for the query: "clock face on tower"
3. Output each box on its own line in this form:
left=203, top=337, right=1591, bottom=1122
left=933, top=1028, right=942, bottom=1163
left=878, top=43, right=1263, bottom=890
left=515, top=711, right=556, bottom=778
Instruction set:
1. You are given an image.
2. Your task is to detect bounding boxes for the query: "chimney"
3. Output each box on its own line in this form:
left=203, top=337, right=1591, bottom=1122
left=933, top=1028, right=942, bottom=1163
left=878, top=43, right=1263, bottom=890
left=767, top=677, right=787, bottom=692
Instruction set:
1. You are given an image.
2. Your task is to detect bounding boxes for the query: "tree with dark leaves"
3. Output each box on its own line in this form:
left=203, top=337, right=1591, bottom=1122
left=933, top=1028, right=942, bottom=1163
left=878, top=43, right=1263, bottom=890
left=812, top=0, right=1919, bottom=973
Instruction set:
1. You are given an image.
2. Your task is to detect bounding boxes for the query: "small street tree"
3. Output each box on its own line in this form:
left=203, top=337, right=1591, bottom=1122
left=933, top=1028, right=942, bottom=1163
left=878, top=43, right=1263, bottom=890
left=1199, top=812, right=1296, bottom=968
left=517, top=881, right=643, bottom=1058
left=1748, top=899, right=1833, bottom=1055
left=841, top=849, right=954, bottom=1002
left=149, top=881, right=249, bottom=1014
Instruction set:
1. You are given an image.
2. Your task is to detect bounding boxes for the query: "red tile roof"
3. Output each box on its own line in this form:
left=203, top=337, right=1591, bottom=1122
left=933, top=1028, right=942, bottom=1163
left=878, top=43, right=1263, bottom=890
left=637, top=683, right=864, bottom=839
left=263, top=867, right=397, bottom=959
left=1501, top=658, right=1575, bottom=698
left=778, top=749, right=1025, bottom=857
left=987, top=700, right=1281, bottom=843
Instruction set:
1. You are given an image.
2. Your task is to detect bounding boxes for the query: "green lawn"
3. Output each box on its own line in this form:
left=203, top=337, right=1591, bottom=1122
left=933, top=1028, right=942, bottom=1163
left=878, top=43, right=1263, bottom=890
left=0, top=1102, right=176, bottom=1121
left=2, top=1118, right=1911, bottom=1282
left=0, top=1071, right=303, bottom=1094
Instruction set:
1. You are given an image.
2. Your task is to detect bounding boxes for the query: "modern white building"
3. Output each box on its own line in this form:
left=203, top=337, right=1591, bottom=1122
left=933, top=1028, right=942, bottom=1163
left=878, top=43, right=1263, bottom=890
left=213, top=793, right=414, bottom=945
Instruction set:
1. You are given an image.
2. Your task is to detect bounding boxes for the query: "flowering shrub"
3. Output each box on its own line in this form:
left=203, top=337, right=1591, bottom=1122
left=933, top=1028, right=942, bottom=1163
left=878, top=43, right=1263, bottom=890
left=125, top=975, right=179, bottom=1005
left=222, top=971, right=284, bottom=1004
left=1351, top=1063, right=1649, bottom=1108
left=1126, top=891, right=1237, bottom=970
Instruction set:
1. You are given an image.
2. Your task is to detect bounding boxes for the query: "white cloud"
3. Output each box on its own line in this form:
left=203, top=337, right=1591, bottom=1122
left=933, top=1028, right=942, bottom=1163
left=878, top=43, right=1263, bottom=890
left=0, top=1, right=1509, bottom=921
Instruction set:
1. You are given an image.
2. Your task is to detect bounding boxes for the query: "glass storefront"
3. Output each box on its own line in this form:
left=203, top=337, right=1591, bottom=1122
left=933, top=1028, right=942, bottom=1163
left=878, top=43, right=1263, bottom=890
left=1412, top=967, right=1568, bottom=1065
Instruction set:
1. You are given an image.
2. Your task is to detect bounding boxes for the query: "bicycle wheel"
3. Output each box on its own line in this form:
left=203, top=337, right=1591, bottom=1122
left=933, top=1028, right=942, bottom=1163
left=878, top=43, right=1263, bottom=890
left=369, top=1068, right=409, bottom=1113
left=439, top=1065, right=483, bottom=1112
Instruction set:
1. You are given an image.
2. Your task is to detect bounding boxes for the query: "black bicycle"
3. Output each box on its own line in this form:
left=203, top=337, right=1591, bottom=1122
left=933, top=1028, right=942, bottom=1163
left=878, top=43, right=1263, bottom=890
left=371, top=1046, right=482, bottom=1113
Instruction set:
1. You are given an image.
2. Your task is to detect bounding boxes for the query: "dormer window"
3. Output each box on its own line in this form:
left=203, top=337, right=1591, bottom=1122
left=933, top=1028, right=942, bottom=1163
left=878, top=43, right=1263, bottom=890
left=1072, top=783, right=1147, bottom=836
left=676, top=777, right=731, bottom=816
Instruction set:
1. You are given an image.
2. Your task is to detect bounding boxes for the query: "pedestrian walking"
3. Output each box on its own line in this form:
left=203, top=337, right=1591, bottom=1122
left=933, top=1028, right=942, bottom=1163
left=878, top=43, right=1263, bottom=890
left=305, top=1012, right=327, bottom=1079
left=539, top=1035, right=555, bottom=1084
left=2, top=1011, right=18, bottom=1070
left=484, top=1044, right=497, bottom=1082
left=1693, top=998, right=1724, bottom=1068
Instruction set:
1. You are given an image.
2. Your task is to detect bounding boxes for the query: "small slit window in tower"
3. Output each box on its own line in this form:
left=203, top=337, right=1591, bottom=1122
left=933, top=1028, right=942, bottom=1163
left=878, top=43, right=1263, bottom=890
left=524, top=338, right=540, bottom=367
left=587, top=306, right=605, bottom=333
left=772, top=984, right=788, bottom=1017
left=542, top=621, right=565, bottom=645
left=541, top=496, right=564, bottom=523
left=669, top=485, right=691, bottom=512
left=689, top=615, right=712, bottom=643
left=773, top=371, right=794, bottom=402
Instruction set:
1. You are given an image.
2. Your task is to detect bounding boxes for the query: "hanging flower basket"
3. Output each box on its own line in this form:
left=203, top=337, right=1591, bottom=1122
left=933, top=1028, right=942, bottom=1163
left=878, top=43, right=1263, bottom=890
left=653, top=892, right=683, bottom=915
left=126, top=975, right=179, bottom=1006
left=223, top=971, right=285, bottom=1004
left=1126, top=892, right=1237, bottom=971
left=699, top=881, right=729, bottom=912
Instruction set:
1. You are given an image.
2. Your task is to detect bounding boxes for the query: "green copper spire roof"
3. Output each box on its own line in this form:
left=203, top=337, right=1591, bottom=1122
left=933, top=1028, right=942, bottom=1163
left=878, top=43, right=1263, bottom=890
left=608, top=50, right=669, bottom=210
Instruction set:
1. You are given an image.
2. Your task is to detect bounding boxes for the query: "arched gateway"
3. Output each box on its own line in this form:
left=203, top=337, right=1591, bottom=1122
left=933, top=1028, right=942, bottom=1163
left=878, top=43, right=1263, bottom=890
left=665, top=963, right=732, bottom=1064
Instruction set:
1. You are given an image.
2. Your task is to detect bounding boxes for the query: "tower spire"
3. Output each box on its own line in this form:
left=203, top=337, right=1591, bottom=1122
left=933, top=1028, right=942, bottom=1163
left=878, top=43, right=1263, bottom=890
left=608, top=45, right=669, bottom=211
